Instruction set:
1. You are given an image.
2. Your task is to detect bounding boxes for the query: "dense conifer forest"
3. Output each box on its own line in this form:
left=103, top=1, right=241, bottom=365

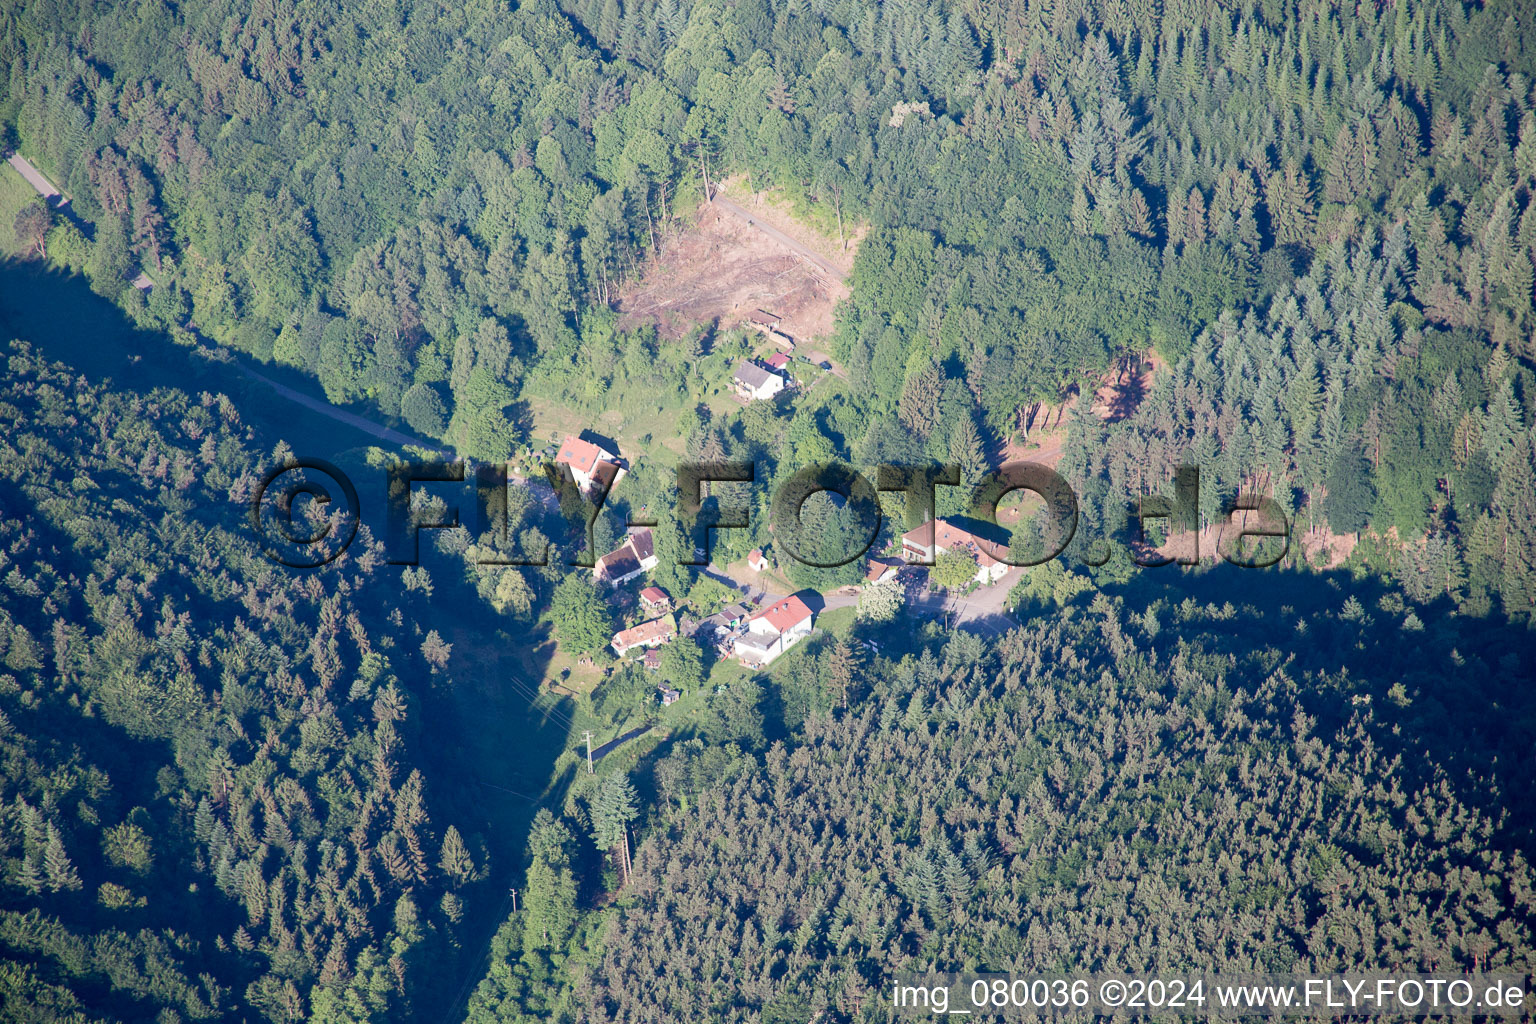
left=0, top=337, right=499, bottom=1023
left=2, top=0, right=1536, bottom=1019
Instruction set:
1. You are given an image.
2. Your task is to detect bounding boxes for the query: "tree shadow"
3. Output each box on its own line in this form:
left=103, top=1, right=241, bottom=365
left=0, top=254, right=579, bottom=1020
left=1087, top=561, right=1536, bottom=847
left=0, top=258, right=412, bottom=458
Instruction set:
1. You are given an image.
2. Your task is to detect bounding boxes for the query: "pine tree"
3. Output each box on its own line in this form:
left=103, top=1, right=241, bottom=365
left=948, top=414, right=988, bottom=485
left=1480, top=380, right=1523, bottom=470
left=1183, top=187, right=1208, bottom=244
left=438, top=826, right=475, bottom=886
left=16, top=852, right=44, bottom=895
left=826, top=638, right=858, bottom=709
left=898, top=363, right=944, bottom=437
left=1125, top=187, right=1155, bottom=237
left=43, top=825, right=82, bottom=892
left=589, top=771, right=639, bottom=887
left=3, top=624, right=41, bottom=672
left=1265, top=160, right=1316, bottom=246
left=595, top=0, right=622, bottom=51
left=1491, top=431, right=1536, bottom=620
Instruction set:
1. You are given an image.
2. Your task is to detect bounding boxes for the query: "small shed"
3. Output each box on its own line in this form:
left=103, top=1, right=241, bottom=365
left=746, top=309, right=782, bottom=331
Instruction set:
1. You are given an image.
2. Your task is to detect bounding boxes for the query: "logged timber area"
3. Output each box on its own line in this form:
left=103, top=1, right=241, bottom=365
left=617, top=181, right=859, bottom=348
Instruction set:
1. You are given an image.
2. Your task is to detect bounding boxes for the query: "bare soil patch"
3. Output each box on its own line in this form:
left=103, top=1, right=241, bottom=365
left=712, top=176, right=863, bottom=276
left=616, top=185, right=856, bottom=349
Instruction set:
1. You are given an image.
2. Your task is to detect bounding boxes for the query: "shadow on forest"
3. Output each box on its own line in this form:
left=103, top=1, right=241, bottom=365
left=0, top=258, right=437, bottom=459
left=0, top=255, right=579, bottom=1021
left=1002, top=560, right=1536, bottom=850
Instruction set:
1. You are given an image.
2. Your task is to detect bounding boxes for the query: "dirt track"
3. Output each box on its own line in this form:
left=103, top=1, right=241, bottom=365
left=710, top=194, right=846, bottom=282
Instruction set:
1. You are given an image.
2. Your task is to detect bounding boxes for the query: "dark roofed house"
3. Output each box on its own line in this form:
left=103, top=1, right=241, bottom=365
left=733, top=361, right=785, bottom=401
left=594, top=547, right=641, bottom=586
left=594, top=528, right=658, bottom=587
left=629, top=528, right=655, bottom=564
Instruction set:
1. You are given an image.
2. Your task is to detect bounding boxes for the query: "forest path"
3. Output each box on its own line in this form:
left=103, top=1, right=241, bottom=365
left=238, top=364, right=451, bottom=454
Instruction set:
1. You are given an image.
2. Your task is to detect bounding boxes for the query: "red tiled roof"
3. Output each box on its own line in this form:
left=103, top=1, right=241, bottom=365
left=640, top=586, right=668, bottom=604
left=554, top=436, right=614, bottom=474
left=764, top=353, right=790, bottom=369
left=901, top=519, right=1008, bottom=568
left=750, top=594, right=812, bottom=634
left=612, top=615, right=676, bottom=651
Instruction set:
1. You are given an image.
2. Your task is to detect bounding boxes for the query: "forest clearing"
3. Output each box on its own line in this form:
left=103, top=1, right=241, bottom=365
left=617, top=184, right=856, bottom=347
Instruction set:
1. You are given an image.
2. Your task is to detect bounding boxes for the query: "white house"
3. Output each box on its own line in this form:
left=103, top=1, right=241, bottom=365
left=733, top=594, right=814, bottom=667
left=901, top=519, right=1011, bottom=586
left=732, top=361, right=785, bottom=401
left=864, top=558, right=902, bottom=586
left=554, top=435, right=623, bottom=496
left=594, top=528, right=658, bottom=587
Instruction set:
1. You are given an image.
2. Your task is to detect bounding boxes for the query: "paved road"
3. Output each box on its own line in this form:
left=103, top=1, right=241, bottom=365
left=703, top=559, right=1022, bottom=635
left=710, top=194, right=847, bottom=282
left=592, top=724, right=651, bottom=761
left=6, top=151, right=90, bottom=236
left=8, top=153, right=59, bottom=200
left=934, top=566, right=1024, bottom=633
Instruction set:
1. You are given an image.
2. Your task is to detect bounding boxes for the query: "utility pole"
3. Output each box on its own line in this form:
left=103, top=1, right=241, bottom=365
left=509, top=887, right=517, bottom=913
left=584, top=730, right=594, bottom=774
